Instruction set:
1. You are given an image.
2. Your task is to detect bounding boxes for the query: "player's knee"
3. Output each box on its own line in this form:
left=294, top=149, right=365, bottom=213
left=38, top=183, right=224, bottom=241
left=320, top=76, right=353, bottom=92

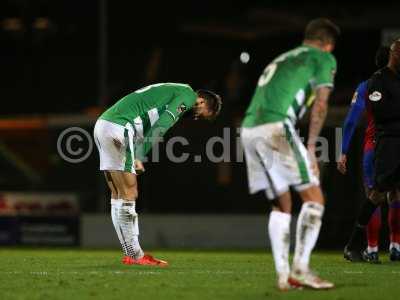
left=271, top=205, right=291, bottom=214
left=110, top=191, right=118, bottom=199
left=368, top=189, right=386, bottom=205
left=299, top=185, right=325, bottom=205
left=387, top=190, right=400, bottom=203
left=270, top=191, right=292, bottom=213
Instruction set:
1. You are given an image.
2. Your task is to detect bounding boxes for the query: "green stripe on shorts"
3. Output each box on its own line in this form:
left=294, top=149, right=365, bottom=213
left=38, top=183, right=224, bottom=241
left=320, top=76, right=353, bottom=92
left=283, top=123, right=310, bottom=184
left=124, top=128, right=133, bottom=172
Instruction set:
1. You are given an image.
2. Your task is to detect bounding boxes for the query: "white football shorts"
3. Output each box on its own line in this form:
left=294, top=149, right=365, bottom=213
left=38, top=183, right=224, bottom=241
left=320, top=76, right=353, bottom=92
left=93, top=119, right=136, bottom=174
left=241, top=120, right=319, bottom=199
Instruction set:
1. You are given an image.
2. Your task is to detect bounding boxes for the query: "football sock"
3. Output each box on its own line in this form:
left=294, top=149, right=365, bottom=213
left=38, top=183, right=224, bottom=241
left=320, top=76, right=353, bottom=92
left=389, top=201, right=400, bottom=249
left=358, top=200, right=379, bottom=226
left=390, top=243, right=400, bottom=251
left=347, top=200, right=378, bottom=250
left=268, top=211, right=291, bottom=278
left=367, top=246, right=378, bottom=253
left=111, top=199, right=144, bottom=260
left=366, top=208, right=381, bottom=251
left=293, top=202, right=324, bottom=272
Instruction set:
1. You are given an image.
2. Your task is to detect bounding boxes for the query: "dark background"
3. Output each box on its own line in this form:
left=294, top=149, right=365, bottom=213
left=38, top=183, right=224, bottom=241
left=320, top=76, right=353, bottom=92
left=1, top=0, right=399, bottom=247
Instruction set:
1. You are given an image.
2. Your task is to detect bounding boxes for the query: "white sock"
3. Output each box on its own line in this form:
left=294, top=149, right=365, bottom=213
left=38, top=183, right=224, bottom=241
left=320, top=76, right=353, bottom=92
left=268, top=211, right=291, bottom=278
left=367, top=246, right=378, bottom=253
left=390, top=242, right=400, bottom=251
left=293, top=202, right=324, bottom=272
left=111, top=199, right=144, bottom=259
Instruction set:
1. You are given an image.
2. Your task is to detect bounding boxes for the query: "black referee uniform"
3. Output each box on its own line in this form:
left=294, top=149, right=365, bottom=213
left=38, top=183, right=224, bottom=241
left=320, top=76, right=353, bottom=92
left=367, top=67, right=400, bottom=191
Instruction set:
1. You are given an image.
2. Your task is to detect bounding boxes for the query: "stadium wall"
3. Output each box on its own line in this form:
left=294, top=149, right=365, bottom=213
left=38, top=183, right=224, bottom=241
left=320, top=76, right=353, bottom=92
left=81, top=214, right=299, bottom=249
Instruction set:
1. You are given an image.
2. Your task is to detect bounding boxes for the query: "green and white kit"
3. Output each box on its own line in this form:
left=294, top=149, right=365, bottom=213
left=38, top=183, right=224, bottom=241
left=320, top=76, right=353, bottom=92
left=94, top=83, right=197, bottom=173
left=241, top=45, right=337, bottom=198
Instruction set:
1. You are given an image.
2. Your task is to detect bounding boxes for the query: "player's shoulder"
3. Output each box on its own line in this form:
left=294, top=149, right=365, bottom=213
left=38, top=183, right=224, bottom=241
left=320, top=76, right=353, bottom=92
left=317, top=51, right=336, bottom=68
left=368, top=68, right=388, bottom=87
left=371, top=67, right=391, bottom=79
left=306, top=46, right=336, bottom=63
left=165, top=82, right=194, bottom=93
left=143, top=82, right=193, bottom=92
left=356, top=80, right=368, bottom=94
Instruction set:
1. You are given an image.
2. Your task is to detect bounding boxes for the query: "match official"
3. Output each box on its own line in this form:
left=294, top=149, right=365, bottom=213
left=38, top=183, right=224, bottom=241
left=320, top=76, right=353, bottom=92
left=367, top=39, right=400, bottom=192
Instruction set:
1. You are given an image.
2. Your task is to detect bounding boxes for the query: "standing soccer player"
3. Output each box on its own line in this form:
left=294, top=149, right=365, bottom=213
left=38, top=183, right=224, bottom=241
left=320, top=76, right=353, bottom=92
left=366, top=39, right=400, bottom=243
left=338, top=47, right=400, bottom=263
left=241, top=18, right=339, bottom=290
left=94, top=83, right=222, bottom=266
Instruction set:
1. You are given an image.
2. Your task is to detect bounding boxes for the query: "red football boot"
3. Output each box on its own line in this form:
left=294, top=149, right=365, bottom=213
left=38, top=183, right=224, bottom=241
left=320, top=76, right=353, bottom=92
left=135, top=254, right=168, bottom=267
left=122, top=256, right=136, bottom=265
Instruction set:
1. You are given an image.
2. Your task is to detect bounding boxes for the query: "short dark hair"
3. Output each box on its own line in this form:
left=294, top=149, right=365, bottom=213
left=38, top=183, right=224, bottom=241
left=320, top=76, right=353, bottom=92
left=375, top=46, right=390, bottom=68
left=390, top=39, right=400, bottom=65
left=304, top=18, right=340, bottom=44
left=196, top=89, right=222, bottom=119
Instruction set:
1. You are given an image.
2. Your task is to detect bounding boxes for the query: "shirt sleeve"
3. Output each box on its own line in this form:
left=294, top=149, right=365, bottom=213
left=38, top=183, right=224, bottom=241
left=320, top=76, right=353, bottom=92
left=341, top=82, right=367, bottom=154
left=367, top=74, right=386, bottom=104
left=314, top=53, right=337, bottom=89
left=135, top=89, right=197, bottom=160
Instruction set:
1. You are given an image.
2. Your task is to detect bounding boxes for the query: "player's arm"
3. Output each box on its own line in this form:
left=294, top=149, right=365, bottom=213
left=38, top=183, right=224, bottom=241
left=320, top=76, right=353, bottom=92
left=337, top=85, right=366, bottom=174
left=307, top=53, right=336, bottom=174
left=307, top=86, right=331, bottom=149
left=135, top=92, right=195, bottom=161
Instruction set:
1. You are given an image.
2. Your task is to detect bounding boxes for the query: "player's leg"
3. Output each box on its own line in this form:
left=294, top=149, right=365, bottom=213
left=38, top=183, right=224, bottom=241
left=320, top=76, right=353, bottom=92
left=108, top=168, right=168, bottom=266
left=364, top=151, right=381, bottom=261
left=388, top=190, right=400, bottom=261
left=94, top=119, right=167, bottom=266
left=367, top=208, right=381, bottom=254
left=344, top=149, right=384, bottom=261
left=374, top=137, right=400, bottom=261
left=282, top=121, right=333, bottom=289
left=268, top=192, right=292, bottom=291
left=107, top=170, right=145, bottom=263
left=94, top=120, right=144, bottom=261
left=292, top=185, right=325, bottom=272
left=363, top=207, right=381, bottom=263
left=287, top=185, right=334, bottom=289
left=345, top=189, right=386, bottom=260
left=362, top=149, right=382, bottom=264
left=241, top=124, right=292, bottom=291
left=104, top=171, right=130, bottom=257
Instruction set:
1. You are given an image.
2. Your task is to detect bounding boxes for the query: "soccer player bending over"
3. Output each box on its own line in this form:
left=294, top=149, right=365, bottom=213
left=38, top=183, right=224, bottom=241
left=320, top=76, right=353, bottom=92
left=241, top=18, right=339, bottom=290
left=94, top=83, right=222, bottom=266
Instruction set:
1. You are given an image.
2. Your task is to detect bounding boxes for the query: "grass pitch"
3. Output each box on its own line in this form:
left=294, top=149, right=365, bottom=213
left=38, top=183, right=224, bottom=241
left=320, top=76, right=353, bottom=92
left=0, top=249, right=399, bottom=300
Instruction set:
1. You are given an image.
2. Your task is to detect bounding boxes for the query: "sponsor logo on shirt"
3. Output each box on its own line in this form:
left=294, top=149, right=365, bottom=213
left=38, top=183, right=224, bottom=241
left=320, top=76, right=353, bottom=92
left=369, top=91, right=382, bottom=102
left=177, top=103, right=187, bottom=113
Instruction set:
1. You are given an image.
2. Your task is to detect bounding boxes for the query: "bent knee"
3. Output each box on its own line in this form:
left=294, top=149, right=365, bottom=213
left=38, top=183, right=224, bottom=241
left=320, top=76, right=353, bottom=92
left=368, top=190, right=386, bottom=205
left=299, top=185, right=325, bottom=205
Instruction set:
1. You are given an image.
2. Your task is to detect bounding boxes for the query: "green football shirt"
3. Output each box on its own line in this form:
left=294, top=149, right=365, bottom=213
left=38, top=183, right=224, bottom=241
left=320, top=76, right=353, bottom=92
left=100, top=83, right=197, bottom=160
left=242, top=45, right=337, bottom=127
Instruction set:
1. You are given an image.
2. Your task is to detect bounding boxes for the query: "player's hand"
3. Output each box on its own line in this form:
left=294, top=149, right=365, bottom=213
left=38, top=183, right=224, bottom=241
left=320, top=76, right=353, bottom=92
left=337, top=154, right=347, bottom=175
left=307, top=144, right=320, bottom=178
left=134, top=160, right=145, bottom=175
